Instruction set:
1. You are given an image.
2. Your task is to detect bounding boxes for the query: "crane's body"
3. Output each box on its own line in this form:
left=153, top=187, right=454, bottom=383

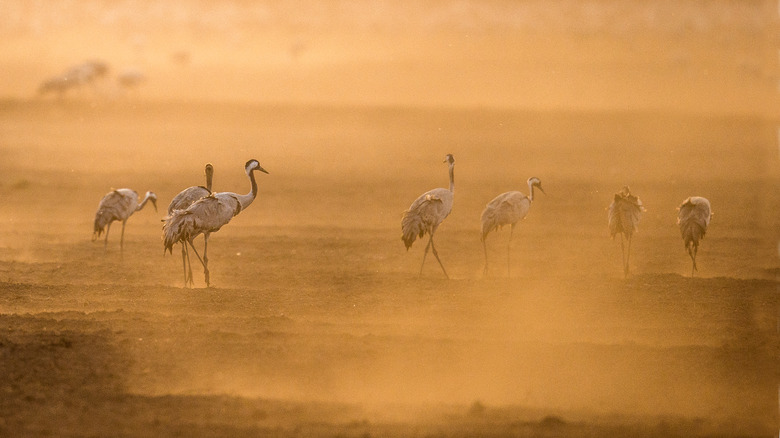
left=93, top=188, right=157, bottom=253
left=480, top=177, right=544, bottom=277
left=163, top=159, right=268, bottom=287
left=677, top=196, right=711, bottom=277
left=608, top=186, right=644, bottom=278
left=401, top=154, right=455, bottom=278
left=167, top=163, right=214, bottom=286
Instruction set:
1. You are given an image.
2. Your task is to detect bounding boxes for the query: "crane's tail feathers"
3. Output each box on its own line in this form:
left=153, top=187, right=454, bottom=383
left=401, top=210, right=426, bottom=250
left=480, top=208, right=505, bottom=242
left=162, top=210, right=196, bottom=255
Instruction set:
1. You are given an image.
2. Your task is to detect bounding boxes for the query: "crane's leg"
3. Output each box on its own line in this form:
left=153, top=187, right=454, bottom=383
left=120, top=220, right=127, bottom=255
left=203, top=233, right=210, bottom=287
left=625, top=234, right=632, bottom=278
left=429, top=236, right=449, bottom=279
left=619, top=234, right=626, bottom=277
left=482, top=235, right=489, bottom=277
left=419, top=236, right=432, bottom=276
left=186, top=238, right=208, bottom=286
left=507, top=224, right=515, bottom=278
left=103, top=222, right=112, bottom=250
left=184, top=243, right=195, bottom=287
left=180, top=244, right=190, bottom=287
left=689, top=244, right=698, bottom=277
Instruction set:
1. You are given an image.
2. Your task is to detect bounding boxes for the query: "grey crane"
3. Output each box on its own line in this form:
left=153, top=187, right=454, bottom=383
left=677, top=196, right=712, bottom=277
left=163, top=159, right=268, bottom=287
left=608, top=186, right=645, bottom=278
left=401, top=154, right=455, bottom=279
left=93, top=188, right=157, bottom=254
left=480, top=177, right=544, bottom=277
left=167, top=163, right=214, bottom=287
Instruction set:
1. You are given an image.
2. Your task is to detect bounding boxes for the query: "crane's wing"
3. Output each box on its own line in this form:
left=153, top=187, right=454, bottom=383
left=168, top=186, right=210, bottom=214
left=401, top=189, right=452, bottom=249
left=162, top=193, right=240, bottom=252
left=608, top=195, right=644, bottom=237
left=677, top=197, right=710, bottom=248
left=96, top=190, right=134, bottom=221
left=481, top=192, right=529, bottom=237
left=93, top=190, right=136, bottom=238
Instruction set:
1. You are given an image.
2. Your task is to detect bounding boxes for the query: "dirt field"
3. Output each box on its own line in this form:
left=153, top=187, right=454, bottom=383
left=1, top=1, right=779, bottom=437
left=0, top=101, right=777, bottom=437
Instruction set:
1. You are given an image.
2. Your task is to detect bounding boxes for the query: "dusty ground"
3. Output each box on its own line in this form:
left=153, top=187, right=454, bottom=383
left=0, top=1, right=778, bottom=437
left=0, top=102, right=777, bottom=437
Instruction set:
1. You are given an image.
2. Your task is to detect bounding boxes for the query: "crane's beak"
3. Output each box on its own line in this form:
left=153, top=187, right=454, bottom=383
left=256, top=165, right=269, bottom=175
left=151, top=198, right=158, bottom=212
left=537, top=184, right=545, bottom=194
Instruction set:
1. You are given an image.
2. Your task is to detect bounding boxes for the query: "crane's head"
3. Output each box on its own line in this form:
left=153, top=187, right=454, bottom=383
left=528, top=177, right=544, bottom=194
left=146, top=191, right=158, bottom=212
left=443, top=154, right=455, bottom=166
left=205, top=163, right=214, bottom=176
left=245, top=159, right=269, bottom=175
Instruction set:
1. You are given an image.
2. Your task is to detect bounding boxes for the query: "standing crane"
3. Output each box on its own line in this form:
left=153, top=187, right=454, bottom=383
left=163, top=159, right=268, bottom=287
left=677, top=196, right=712, bottom=277
left=401, top=154, right=455, bottom=279
left=480, top=177, right=544, bottom=277
left=93, top=189, right=157, bottom=254
left=167, top=163, right=214, bottom=286
left=608, top=186, right=645, bottom=278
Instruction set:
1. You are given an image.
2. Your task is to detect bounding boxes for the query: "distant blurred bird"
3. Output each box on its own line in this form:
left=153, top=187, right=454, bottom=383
left=37, top=74, right=79, bottom=97
left=677, top=196, right=712, bottom=277
left=480, top=177, right=544, bottom=277
left=93, top=188, right=157, bottom=254
left=167, top=163, right=214, bottom=287
left=117, top=67, right=146, bottom=92
left=401, top=154, right=455, bottom=279
left=163, top=160, right=268, bottom=287
left=38, top=59, right=109, bottom=98
left=68, top=60, right=109, bottom=86
left=608, top=186, right=645, bottom=278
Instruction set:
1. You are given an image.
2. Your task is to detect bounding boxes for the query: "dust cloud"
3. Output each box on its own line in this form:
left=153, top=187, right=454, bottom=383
left=0, top=1, right=778, bottom=437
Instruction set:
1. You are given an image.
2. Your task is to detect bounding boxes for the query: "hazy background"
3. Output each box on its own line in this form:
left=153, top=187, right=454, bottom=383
left=0, top=2, right=778, bottom=436
left=1, top=0, right=778, bottom=114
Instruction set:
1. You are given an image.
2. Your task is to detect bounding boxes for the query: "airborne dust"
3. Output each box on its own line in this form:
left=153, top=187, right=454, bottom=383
left=0, top=1, right=778, bottom=437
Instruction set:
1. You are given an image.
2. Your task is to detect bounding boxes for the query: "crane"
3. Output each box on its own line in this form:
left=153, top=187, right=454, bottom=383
left=401, top=154, right=455, bottom=279
left=677, top=196, right=712, bottom=277
left=480, top=177, right=544, bottom=277
left=93, top=189, right=157, bottom=254
left=608, top=186, right=645, bottom=278
left=163, top=159, right=268, bottom=287
left=167, top=163, right=214, bottom=286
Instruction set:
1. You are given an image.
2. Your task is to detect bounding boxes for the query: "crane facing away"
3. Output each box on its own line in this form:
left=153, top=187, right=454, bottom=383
left=163, top=159, right=268, bottom=287
left=93, top=188, right=157, bottom=254
left=167, top=163, right=214, bottom=287
left=480, top=177, right=544, bottom=277
left=401, top=154, right=455, bottom=279
left=608, top=186, right=645, bottom=278
left=677, top=196, right=712, bottom=277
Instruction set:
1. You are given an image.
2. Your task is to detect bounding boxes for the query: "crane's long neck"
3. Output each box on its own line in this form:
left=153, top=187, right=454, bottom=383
left=235, top=169, right=258, bottom=210
left=448, top=164, right=455, bottom=193
left=136, top=193, right=152, bottom=211
left=528, top=181, right=536, bottom=202
left=205, top=170, right=213, bottom=192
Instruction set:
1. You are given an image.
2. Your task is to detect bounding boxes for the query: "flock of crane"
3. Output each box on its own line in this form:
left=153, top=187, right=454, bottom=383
left=92, top=155, right=712, bottom=287
left=38, top=59, right=146, bottom=99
